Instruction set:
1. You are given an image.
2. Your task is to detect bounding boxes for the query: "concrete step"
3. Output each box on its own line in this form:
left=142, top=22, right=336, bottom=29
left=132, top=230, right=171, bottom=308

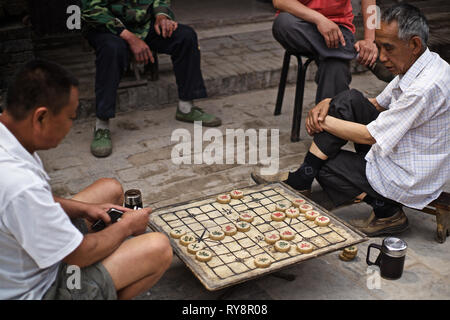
left=6, top=0, right=448, bottom=118
left=33, top=20, right=369, bottom=119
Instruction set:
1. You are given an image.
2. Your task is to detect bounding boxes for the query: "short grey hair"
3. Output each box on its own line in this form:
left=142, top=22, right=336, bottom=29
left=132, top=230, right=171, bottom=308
left=381, top=3, right=429, bottom=47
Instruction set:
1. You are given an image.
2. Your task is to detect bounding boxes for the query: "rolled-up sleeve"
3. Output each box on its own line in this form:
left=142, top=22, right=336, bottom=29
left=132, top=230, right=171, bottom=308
left=375, top=77, right=398, bottom=110
left=153, top=0, right=175, bottom=20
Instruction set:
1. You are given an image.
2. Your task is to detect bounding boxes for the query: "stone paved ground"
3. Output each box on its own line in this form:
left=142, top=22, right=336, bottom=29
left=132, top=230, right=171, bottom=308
left=38, top=72, right=450, bottom=300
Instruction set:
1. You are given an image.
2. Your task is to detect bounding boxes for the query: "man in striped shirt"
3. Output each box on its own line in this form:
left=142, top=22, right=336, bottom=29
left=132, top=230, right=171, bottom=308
left=253, top=4, right=449, bottom=237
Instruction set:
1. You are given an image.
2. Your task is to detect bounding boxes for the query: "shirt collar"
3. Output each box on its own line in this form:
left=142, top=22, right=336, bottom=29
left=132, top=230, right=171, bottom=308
left=398, top=48, right=433, bottom=92
left=0, top=122, right=50, bottom=181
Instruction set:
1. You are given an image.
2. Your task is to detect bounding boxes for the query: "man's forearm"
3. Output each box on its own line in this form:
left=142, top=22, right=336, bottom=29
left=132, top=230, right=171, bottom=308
left=54, top=196, right=87, bottom=219
left=361, top=0, right=376, bottom=41
left=63, top=219, right=133, bottom=268
left=321, top=116, right=376, bottom=145
left=273, top=0, right=326, bottom=25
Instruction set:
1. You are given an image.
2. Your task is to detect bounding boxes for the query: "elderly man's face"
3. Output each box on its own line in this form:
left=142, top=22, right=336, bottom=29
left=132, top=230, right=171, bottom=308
left=375, top=21, right=419, bottom=75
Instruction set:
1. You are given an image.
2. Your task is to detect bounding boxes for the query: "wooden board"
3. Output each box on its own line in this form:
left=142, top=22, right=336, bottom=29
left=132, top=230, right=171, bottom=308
left=149, top=183, right=368, bottom=291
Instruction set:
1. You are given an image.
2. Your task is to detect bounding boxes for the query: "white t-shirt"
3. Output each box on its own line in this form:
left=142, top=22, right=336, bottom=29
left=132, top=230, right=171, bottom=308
left=0, top=122, right=83, bottom=299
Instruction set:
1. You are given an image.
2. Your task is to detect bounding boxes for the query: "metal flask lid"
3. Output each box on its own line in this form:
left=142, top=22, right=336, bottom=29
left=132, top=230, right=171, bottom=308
left=382, top=237, right=408, bottom=257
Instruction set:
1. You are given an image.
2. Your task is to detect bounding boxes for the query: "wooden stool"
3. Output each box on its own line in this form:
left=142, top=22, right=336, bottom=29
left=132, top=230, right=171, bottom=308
left=274, top=50, right=315, bottom=142
left=418, top=192, right=450, bottom=243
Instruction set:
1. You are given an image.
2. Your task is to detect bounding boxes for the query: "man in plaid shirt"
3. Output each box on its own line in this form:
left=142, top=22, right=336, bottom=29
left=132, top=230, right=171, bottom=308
left=253, top=4, right=449, bottom=237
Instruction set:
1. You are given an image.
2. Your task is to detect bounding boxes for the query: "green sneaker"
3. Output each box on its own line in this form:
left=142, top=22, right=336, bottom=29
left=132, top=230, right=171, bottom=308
left=90, top=128, right=112, bottom=158
left=175, top=106, right=222, bottom=127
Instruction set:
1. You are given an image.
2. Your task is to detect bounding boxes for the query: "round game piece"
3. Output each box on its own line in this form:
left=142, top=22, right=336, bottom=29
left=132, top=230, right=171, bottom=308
left=299, top=204, right=313, bottom=213
left=196, top=249, right=213, bottom=262
left=339, top=251, right=355, bottom=261
left=222, top=224, right=237, bottom=236
left=230, top=190, right=244, bottom=199
left=236, top=221, right=251, bottom=232
left=274, top=240, right=291, bottom=252
left=209, top=229, right=225, bottom=241
left=271, top=211, right=286, bottom=221
left=285, top=207, right=300, bottom=219
left=343, top=246, right=358, bottom=258
left=265, top=232, right=280, bottom=244
left=315, top=215, right=330, bottom=226
left=187, top=242, right=205, bottom=254
left=254, top=255, right=273, bottom=268
left=297, top=241, right=314, bottom=254
left=180, top=233, right=197, bottom=246
left=305, top=210, right=320, bottom=221
left=291, top=198, right=306, bottom=208
left=239, top=211, right=254, bottom=223
left=280, top=229, right=295, bottom=241
left=217, top=194, right=231, bottom=204
left=275, top=201, right=290, bottom=212
left=170, top=228, right=186, bottom=239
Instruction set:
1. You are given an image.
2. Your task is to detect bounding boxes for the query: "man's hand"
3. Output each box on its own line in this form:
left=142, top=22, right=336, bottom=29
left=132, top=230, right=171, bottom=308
left=154, top=15, right=178, bottom=38
left=120, top=29, right=154, bottom=65
left=121, top=208, right=152, bottom=236
left=306, top=98, right=332, bottom=136
left=316, top=17, right=346, bottom=49
left=83, top=203, right=132, bottom=225
left=355, top=40, right=378, bottom=67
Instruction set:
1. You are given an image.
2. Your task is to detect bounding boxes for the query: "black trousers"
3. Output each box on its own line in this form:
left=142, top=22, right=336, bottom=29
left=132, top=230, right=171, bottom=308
left=310, top=89, right=401, bottom=214
left=272, top=12, right=356, bottom=104
left=85, top=24, right=207, bottom=120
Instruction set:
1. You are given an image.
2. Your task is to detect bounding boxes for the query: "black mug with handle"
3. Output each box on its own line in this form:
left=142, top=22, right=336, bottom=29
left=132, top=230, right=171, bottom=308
left=366, top=237, right=408, bottom=280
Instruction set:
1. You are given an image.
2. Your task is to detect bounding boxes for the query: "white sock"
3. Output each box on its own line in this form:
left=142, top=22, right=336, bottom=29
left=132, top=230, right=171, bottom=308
left=95, top=118, right=110, bottom=131
left=178, top=100, right=193, bottom=113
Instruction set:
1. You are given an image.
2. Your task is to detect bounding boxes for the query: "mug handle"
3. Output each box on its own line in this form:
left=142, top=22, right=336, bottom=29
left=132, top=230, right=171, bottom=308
left=366, top=243, right=382, bottom=266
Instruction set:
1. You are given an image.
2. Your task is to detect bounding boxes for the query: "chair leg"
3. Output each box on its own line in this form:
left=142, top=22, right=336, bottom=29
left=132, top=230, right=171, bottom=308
left=435, top=209, right=449, bottom=243
left=290, top=57, right=313, bottom=142
left=274, top=51, right=291, bottom=116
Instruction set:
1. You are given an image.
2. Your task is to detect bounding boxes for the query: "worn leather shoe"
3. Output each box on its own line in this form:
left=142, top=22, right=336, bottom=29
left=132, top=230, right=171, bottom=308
left=251, top=169, right=311, bottom=197
left=350, top=209, right=409, bottom=237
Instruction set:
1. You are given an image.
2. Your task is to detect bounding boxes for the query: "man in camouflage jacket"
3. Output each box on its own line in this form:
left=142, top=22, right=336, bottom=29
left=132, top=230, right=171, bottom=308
left=81, top=0, right=222, bottom=157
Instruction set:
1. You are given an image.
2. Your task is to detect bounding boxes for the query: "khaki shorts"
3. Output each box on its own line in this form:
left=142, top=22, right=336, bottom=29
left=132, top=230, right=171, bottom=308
left=43, top=218, right=117, bottom=300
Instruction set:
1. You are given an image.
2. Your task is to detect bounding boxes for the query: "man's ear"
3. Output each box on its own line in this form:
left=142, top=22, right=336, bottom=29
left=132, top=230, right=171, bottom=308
left=32, top=106, right=50, bottom=129
left=409, top=36, right=424, bottom=56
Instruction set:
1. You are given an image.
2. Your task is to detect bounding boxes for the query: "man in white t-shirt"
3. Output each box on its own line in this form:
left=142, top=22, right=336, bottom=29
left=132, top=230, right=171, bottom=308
left=0, top=60, right=172, bottom=300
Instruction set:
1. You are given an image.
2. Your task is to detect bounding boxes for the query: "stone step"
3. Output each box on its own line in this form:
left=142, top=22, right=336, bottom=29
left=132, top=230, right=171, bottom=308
left=33, top=20, right=368, bottom=119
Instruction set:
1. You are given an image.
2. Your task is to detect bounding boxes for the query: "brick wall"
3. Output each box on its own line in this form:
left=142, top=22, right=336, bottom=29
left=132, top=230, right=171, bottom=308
left=0, top=25, right=34, bottom=91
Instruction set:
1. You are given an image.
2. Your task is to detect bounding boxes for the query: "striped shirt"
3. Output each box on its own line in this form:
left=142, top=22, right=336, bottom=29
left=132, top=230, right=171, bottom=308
left=366, top=48, right=450, bottom=209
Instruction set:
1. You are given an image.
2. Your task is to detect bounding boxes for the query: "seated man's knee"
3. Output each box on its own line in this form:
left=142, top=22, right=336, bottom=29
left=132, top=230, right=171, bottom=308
left=97, top=178, right=124, bottom=204
left=272, top=12, right=297, bottom=42
left=147, top=232, right=173, bottom=268
left=176, top=24, right=198, bottom=46
left=100, top=38, right=128, bottom=60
